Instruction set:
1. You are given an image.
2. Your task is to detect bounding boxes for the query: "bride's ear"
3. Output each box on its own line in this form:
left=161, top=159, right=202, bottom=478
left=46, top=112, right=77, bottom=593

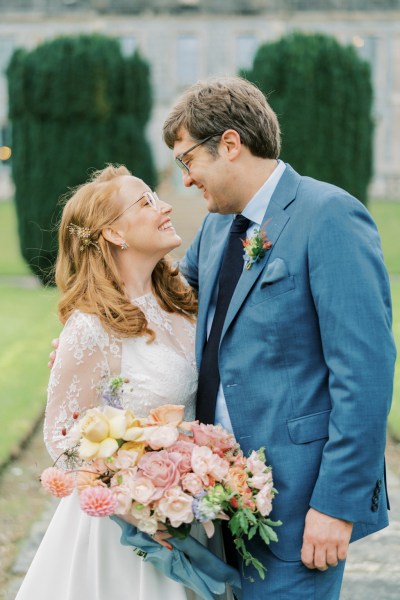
left=101, top=226, right=124, bottom=248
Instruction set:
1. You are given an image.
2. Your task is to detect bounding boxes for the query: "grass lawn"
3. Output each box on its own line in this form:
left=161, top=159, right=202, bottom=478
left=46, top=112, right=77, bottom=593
left=370, top=201, right=400, bottom=275
left=0, top=285, right=59, bottom=465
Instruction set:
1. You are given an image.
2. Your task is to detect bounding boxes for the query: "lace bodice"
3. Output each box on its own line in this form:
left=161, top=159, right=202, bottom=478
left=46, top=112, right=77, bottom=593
left=44, top=293, right=198, bottom=462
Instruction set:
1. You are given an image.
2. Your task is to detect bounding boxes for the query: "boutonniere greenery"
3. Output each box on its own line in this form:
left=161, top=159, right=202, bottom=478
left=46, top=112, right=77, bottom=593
left=242, top=221, right=272, bottom=270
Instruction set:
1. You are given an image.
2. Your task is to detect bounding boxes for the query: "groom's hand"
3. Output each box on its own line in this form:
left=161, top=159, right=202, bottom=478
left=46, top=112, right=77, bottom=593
left=301, top=507, right=353, bottom=571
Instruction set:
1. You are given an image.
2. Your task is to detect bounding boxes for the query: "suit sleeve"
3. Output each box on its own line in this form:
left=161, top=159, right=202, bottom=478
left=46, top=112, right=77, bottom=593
left=179, top=215, right=210, bottom=291
left=307, top=193, right=396, bottom=523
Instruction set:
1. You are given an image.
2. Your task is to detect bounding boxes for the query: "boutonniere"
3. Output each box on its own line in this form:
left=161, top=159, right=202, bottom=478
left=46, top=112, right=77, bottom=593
left=242, top=221, right=272, bottom=270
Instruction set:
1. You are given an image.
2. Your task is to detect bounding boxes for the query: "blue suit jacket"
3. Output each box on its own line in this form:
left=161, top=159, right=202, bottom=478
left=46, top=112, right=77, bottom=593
left=180, top=164, right=396, bottom=562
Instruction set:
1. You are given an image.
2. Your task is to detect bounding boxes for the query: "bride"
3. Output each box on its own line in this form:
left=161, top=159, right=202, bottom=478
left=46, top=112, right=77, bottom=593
left=16, top=165, right=205, bottom=600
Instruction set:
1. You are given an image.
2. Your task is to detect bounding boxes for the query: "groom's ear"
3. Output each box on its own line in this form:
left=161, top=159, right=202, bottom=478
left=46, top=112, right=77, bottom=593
left=220, top=129, right=241, bottom=161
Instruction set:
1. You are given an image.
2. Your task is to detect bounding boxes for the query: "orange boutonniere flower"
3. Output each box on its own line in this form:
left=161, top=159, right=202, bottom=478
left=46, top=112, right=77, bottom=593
left=242, top=221, right=272, bottom=270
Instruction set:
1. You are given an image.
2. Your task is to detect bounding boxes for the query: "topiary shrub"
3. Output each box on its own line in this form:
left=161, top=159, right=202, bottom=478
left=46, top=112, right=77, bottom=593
left=7, top=35, right=156, bottom=284
left=242, top=32, right=373, bottom=205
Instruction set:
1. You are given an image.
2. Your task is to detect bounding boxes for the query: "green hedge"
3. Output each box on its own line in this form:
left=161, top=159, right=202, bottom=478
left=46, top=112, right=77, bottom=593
left=7, top=34, right=156, bottom=285
left=243, top=32, right=373, bottom=205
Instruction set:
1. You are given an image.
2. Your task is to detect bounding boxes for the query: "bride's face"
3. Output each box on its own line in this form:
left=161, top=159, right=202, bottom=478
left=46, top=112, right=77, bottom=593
left=111, top=176, right=182, bottom=257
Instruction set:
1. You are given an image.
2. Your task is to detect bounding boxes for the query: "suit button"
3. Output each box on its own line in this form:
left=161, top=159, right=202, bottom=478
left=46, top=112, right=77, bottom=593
left=371, top=504, right=379, bottom=512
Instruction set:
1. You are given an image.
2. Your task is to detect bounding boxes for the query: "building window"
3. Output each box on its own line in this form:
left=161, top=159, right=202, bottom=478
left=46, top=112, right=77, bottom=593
left=235, top=34, right=258, bottom=71
left=177, top=35, right=199, bottom=86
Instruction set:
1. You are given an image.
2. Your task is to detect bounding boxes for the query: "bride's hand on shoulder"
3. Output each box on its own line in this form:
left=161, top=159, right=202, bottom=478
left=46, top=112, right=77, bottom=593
left=48, top=338, right=59, bottom=369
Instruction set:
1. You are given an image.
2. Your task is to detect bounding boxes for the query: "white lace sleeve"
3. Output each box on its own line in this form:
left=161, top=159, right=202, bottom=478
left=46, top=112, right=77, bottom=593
left=43, top=311, right=121, bottom=463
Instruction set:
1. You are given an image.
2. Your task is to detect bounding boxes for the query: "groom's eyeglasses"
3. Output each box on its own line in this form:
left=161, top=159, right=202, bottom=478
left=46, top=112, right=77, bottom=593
left=175, top=133, right=224, bottom=175
left=110, top=191, right=159, bottom=223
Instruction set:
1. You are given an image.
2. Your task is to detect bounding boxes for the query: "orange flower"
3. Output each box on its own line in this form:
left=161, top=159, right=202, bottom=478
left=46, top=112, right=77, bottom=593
left=226, top=466, right=250, bottom=495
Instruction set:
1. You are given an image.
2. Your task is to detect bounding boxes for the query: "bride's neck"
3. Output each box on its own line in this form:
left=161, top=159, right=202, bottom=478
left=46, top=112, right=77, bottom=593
left=115, top=251, right=158, bottom=300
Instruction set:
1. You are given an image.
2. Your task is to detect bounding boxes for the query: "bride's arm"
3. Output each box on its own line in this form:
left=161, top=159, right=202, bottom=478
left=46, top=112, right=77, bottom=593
left=44, top=311, right=112, bottom=464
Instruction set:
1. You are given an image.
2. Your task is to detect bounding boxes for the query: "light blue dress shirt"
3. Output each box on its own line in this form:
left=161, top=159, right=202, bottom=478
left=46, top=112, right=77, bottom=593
left=207, top=160, right=286, bottom=433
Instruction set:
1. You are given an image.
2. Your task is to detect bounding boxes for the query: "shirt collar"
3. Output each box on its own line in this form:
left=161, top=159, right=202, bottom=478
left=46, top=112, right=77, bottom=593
left=241, top=160, right=286, bottom=226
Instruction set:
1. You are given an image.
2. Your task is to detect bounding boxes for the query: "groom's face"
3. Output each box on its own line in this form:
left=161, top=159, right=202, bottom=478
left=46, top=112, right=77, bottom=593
left=173, top=128, right=239, bottom=215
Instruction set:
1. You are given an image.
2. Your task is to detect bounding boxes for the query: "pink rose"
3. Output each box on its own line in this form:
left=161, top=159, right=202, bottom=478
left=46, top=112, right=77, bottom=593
left=169, top=441, right=195, bottom=474
left=130, top=477, right=156, bottom=505
left=181, top=473, right=204, bottom=495
left=246, top=451, right=266, bottom=475
left=145, top=425, right=179, bottom=450
left=255, top=483, right=274, bottom=516
left=157, top=486, right=194, bottom=527
left=191, top=423, right=236, bottom=454
left=138, top=450, right=181, bottom=499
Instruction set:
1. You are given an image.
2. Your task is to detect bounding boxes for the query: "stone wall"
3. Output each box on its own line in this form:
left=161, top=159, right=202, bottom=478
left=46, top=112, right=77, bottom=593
left=0, top=6, right=399, bottom=198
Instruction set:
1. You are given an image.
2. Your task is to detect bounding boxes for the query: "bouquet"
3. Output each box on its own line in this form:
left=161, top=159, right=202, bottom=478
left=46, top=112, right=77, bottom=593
left=41, top=377, right=281, bottom=585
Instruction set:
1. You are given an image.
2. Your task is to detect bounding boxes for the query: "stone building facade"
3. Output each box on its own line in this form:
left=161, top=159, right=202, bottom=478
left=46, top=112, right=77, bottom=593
left=0, top=0, right=399, bottom=198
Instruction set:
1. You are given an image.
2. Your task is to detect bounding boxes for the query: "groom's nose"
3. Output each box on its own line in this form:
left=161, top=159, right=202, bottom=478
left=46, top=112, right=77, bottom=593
left=182, top=171, right=194, bottom=188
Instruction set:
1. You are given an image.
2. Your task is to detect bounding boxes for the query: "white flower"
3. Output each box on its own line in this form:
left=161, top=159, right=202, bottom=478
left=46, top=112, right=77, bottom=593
left=144, top=425, right=179, bottom=450
left=157, top=486, right=194, bottom=528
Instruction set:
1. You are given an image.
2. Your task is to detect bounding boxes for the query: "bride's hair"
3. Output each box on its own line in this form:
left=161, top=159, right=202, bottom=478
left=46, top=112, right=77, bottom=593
left=56, top=164, right=197, bottom=340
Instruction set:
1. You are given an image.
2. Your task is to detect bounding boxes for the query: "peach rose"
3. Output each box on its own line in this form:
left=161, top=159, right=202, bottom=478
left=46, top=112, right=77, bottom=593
left=157, top=486, right=194, bottom=528
left=149, top=404, right=185, bottom=425
left=225, top=466, right=250, bottom=495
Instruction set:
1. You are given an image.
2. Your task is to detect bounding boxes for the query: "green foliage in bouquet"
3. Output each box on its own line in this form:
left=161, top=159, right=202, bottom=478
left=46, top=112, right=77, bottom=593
left=7, top=35, right=156, bottom=285
left=242, top=31, right=373, bottom=205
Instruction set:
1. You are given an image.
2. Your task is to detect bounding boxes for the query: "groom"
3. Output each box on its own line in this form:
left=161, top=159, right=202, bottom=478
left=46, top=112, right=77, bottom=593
left=163, top=77, right=396, bottom=598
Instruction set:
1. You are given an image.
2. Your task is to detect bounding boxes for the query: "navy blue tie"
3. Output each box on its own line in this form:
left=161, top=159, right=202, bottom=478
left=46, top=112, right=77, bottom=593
left=196, top=215, right=250, bottom=424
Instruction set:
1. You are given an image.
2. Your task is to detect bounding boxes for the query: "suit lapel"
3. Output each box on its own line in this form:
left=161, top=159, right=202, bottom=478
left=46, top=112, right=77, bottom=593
left=220, top=165, right=300, bottom=341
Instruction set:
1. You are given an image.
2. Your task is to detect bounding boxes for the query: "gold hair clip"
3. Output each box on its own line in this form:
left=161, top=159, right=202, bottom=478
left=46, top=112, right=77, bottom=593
left=68, top=223, right=100, bottom=253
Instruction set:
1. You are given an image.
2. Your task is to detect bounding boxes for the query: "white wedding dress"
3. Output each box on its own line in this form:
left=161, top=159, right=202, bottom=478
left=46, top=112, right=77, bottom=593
left=15, top=293, right=207, bottom=600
